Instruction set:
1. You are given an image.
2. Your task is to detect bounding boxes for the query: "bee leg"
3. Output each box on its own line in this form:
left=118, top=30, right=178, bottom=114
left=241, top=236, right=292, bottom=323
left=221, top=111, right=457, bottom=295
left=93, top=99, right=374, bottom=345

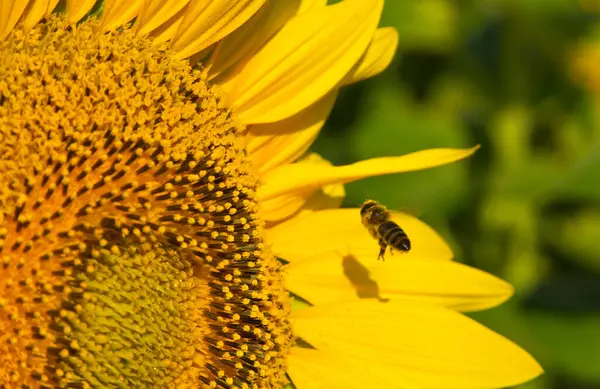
left=377, top=239, right=387, bottom=261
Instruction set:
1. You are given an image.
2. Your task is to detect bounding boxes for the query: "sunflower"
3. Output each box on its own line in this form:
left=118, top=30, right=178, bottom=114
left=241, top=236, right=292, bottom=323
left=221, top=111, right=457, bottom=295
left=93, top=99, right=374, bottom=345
left=0, top=0, right=542, bottom=388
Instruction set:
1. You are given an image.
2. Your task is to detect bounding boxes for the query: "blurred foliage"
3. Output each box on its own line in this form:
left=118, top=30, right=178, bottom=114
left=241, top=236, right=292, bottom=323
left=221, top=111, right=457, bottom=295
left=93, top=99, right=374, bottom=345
left=314, top=0, right=600, bottom=387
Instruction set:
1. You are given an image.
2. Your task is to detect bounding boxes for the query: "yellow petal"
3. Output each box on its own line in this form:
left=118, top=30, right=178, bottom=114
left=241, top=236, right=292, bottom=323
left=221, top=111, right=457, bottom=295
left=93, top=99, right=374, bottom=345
left=289, top=347, right=403, bottom=389
left=261, top=154, right=346, bottom=224
left=300, top=182, right=345, bottom=213
left=147, top=11, right=185, bottom=45
left=297, top=0, right=327, bottom=14
left=48, top=0, right=60, bottom=13
left=260, top=154, right=339, bottom=224
left=135, top=0, right=190, bottom=36
left=290, top=300, right=543, bottom=389
left=297, top=157, right=346, bottom=215
left=208, top=1, right=301, bottom=80
left=170, top=0, right=265, bottom=60
left=0, top=0, right=28, bottom=40
left=261, top=192, right=305, bottom=226
left=342, top=27, right=399, bottom=85
left=226, top=0, right=383, bottom=124
left=66, top=0, right=97, bottom=23
left=268, top=208, right=452, bottom=263
left=259, top=147, right=479, bottom=220
left=101, top=0, right=143, bottom=31
left=286, top=255, right=512, bottom=311
left=20, top=0, right=60, bottom=32
left=247, top=92, right=337, bottom=174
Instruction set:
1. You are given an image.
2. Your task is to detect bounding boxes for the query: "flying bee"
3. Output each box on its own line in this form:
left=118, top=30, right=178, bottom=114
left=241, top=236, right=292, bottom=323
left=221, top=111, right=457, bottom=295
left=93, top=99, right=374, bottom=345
left=360, top=199, right=411, bottom=261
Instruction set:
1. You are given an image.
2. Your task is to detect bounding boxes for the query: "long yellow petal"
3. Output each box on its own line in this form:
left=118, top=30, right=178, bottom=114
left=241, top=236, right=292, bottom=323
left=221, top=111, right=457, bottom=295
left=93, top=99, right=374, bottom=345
left=135, top=0, right=190, bottom=36
left=299, top=181, right=345, bottom=214
left=259, top=147, right=479, bottom=219
left=48, top=0, right=60, bottom=14
left=20, top=0, right=60, bottom=32
left=247, top=92, right=337, bottom=174
left=290, top=300, right=543, bottom=389
left=209, top=0, right=328, bottom=79
left=261, top=154, right=345, bottom=224
left=146, top=10, right=185, bottom=45
left=267, top=208, right=453, bottom=263
left=286, top=256, right=512, bottom=311
left=342, top=27, right=399, bottom=85
left=101, top=0, right=143, bottom=31
left=297, top=0, right=327, bottom=14
left=66, top=0, right=97, bottom=23
left=0, top=0, right=29, bottom=40
left=208, top=1, right=301, bottom=80
left=226, top=0, right=383, bottom=124
left=290, top=347, right=404, bottom=389
left=170, top=0, right=265, bottom=60
left=259, top=154, right=347, bottom=222
left=294, top=154, right=346, bottom=215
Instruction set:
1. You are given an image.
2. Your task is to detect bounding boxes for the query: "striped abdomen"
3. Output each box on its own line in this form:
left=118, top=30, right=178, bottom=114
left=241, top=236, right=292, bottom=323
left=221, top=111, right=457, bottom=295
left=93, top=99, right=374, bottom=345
left=377, top=220, right=411, bottom=252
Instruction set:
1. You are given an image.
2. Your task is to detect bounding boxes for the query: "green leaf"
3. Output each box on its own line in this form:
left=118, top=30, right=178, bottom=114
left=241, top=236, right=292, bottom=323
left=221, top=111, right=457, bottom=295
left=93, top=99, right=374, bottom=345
left=557, top=148, right=600, bottom=201
left=542, top=210, right=600, bottom=272
left=380, top=0, right=457, bottom=51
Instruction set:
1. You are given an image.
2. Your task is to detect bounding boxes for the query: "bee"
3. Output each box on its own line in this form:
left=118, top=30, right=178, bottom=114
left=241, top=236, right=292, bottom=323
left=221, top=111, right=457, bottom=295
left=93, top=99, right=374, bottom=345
left=360, top=199, right=411, bottom=261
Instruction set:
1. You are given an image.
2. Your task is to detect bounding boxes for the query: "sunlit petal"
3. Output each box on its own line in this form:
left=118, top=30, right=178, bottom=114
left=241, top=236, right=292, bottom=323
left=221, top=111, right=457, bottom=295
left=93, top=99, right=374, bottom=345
left=66, top=0, right=97, bottom=23
left=290, top=300, right=543, bottom=389
left=101, top=0, right=143, bottom=31
left=289, top=347, right=403, bottom=389
left=298, top=182, right=346, bottom=214
left=342, top=27, right=399, bottom=85
left=259, top=147, right=479, bottom=222
left=297, top=0, right=327, bottom=14
left=146, top=9, right=185, bottom=45
left=260, top=154, right=345, bottom=224
left=20, top=0, right=60, bottom=32
left=0, top=0, right=29, bottom=40
left=268, top=208, right=452, bottom=262
left=170, top=0, right=265, bottom=60
left=135, top=0, right=190, bottom=36
left=208, top=1, right=301, bottom=80
left=226, top=0, right=383, bottom=124
left=286, top=255, right=512, bottom=311
left=295, top=155, right=346, bottom=215
left=247, top=92, right=337, bottom=174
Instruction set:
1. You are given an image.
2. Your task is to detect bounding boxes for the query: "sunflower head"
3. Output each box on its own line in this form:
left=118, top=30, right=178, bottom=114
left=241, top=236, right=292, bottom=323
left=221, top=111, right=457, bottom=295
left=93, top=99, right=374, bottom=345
left=0, top=1, right=544, bottom=388
left=0, top=15, right=291, bottom=388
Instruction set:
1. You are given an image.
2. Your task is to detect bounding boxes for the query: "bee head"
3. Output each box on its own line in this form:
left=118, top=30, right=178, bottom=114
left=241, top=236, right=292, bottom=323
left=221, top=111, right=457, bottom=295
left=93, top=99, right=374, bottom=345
left=361, top=200, right=388, bottom=224
left=360, top=200, right=377, bottom=216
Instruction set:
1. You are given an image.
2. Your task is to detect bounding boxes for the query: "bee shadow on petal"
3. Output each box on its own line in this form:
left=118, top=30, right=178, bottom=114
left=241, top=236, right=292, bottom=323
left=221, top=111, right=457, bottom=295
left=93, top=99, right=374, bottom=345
left=341, top=254, right=389, bottom=303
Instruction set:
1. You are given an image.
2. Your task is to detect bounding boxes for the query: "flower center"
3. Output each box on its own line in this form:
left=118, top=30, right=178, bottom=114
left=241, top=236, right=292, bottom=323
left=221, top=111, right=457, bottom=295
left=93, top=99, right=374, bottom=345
left=0, top=16, right=291, bottom=388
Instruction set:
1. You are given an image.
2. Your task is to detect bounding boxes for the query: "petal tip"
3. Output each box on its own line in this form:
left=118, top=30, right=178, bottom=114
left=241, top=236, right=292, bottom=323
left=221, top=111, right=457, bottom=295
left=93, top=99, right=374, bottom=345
left=511, top=352, right=544, bottom=386
left=470, top=144, right=482, bottom=154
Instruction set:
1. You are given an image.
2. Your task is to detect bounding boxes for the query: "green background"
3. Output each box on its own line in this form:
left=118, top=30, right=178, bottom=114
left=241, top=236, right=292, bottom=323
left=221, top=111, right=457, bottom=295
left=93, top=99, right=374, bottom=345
left=314, top=1, right=600, bottom=388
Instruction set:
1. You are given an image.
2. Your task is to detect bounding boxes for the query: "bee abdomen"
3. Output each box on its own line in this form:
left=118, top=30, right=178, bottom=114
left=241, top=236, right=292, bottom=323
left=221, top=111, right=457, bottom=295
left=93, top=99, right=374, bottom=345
left=377, top=220, right=399, bottom=239
left=378, top=221, right=410, bottom=252
left=389, top=230, right=411, bottom=251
